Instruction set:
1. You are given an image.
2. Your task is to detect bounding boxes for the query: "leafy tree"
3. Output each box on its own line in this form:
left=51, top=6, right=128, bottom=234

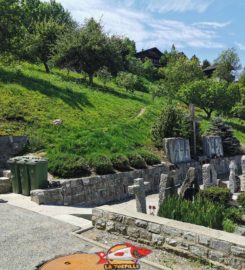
left=142, top=58, right=157, bottom=80
left=178, top=79, right=239, bottom=119
left=239, top=69, right=245, bottom=86
left=116, top=72, right=138, bottom=92
left=27, top=19, right=66, bottom=73
left=55, top=18, right=109, bottom=84
left=213, top=48, right=241, bottom=82
left=202, top=59, right=211, bottom=69
left=158, top=55, right=204, bottom=101
left=96, top=66, right=112, bottom=86
left=0, top=0, right=25, bottom=56
left=190, top=54, right=200, bottom=64
left=152, top=106, right=192, bottom=148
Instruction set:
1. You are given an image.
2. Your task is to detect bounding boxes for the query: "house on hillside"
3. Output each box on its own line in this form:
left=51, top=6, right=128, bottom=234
left=203, top=65, right=216, bottom=77
left=135, top=47, right=163, bottom=67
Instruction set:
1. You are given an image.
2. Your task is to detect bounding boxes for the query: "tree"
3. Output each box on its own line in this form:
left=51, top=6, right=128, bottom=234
left=213, top=48, right=241, bottom=82
left=116, top=72, right=138, bottom=92
left=55, top=18, right=109, bottom=84
left=0, top=0, right=25, bottom=56
left=27, top=19, right=66, bottom=73
left=158, top=55, right=204, bottom=101
left=96, top=66, right=112, bottom=86
left=151, top=106, right=192, bottom=148
left=202, top=59, right=211, bottom=69
left=178, top=79, right=239, bottom=119
left=239, top=69, right=245, bottom=86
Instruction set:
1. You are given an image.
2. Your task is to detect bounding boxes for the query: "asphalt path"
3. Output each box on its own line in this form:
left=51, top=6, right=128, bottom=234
left=0, top=203, right=96, bottom=270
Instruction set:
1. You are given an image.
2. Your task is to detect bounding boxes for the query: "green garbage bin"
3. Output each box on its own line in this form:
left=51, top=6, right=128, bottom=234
left=18, top=159, right=31, bottom=196
left=7, top=157, right=23, bottom=194
left=28, top=158, right=48, bottom=190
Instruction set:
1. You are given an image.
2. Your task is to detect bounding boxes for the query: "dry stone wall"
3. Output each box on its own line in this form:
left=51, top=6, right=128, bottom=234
left=31, top=156, right=242, bottom=206
left=92, top=205, right=245, bottom=270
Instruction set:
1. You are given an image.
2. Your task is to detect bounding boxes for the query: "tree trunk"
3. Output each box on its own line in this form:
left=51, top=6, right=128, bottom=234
left=88, top=74, right=93, bottom=84
left=44, top=62, right=50, bottom=73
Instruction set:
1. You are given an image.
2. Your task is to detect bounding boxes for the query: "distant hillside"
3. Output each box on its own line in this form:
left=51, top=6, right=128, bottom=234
left=0, top=62, right=164, bottom=177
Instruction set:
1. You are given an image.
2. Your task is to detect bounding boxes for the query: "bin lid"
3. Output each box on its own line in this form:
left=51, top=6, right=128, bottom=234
left=8, top=156, right=25, bottom=163
left=17, top=159, right=30, bottom=164
left=26, top=158, right=48, bottom=165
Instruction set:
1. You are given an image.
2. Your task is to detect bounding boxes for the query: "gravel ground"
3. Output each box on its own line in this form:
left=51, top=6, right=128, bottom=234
left=82, top=229, right=220, bottom=270
left=0, top=203, right=97, bottom=270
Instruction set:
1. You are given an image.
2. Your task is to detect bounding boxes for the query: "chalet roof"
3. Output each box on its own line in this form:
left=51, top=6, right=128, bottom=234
left=135, top=47, right=163, bottom=59
left=203, top=65, right=216, bottom=72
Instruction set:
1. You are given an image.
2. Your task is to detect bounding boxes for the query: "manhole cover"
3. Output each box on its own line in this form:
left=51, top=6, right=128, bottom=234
left=38, top=254, right=104, bottom=270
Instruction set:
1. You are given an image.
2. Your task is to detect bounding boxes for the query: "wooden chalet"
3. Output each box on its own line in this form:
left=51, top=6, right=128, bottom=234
left=135, top=47, right=163, bottom=67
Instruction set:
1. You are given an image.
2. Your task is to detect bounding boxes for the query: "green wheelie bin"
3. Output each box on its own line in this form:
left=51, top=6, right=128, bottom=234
left=7, top=156, right=23, bottom=194
left=28, top=158, right=48, bottom=190
left=18, top=158, right=31, bottom=196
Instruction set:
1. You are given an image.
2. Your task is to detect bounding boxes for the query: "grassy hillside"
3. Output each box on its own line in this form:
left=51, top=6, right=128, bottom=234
left=0, top=62, right=165, bottom=176
left=0, top=62, right=244, bottom=178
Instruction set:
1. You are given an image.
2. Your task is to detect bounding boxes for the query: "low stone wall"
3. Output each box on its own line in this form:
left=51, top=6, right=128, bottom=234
left=92, top=205, right=245, bottom=270
left=0, top=136, right=28, bottom=169
left=31, top=156, right=242, bottom=206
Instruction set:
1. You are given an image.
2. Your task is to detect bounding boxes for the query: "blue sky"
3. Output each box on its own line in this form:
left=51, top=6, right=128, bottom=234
left=57, top=0, right=245, bottom=67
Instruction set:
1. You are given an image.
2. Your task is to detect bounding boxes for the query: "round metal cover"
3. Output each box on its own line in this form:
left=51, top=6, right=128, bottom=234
left=38, top=253, right=104, bottom=270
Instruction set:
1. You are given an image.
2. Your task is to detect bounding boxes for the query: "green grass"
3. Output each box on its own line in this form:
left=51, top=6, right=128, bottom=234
left=0, top=62, right=165, bottom=176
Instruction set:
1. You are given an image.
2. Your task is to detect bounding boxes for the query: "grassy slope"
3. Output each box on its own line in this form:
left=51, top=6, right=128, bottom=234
left=0, top=62, right=164, bottom=168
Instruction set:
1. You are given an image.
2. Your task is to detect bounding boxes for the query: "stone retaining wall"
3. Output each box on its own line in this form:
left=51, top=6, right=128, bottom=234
left=92, top=205, right=245, bottom=270
left=0, top=136, right=28, bottom=169
left=31, top=156, right=242, bottom=206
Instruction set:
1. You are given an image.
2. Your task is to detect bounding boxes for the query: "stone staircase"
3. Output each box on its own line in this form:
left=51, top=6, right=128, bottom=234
left=0, top=170, right=12, bottom=194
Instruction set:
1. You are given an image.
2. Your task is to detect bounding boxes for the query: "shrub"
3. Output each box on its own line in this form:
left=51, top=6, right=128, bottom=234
left=137, top=150, right=161, bottom=166
left=151, top=105, right=192, bottom=148
left=199, top=187, right=231, bottom=205
left=96, top=66, right=112, bottom=86
left=158, top=196, right=225, bottom=230
left=237, top=192, right=245, bottom=209
left=90, top=155, right=114, bottom=175
left=116, top=72, right=138, bottom=92
left=48, top=154, right=91, bottom=178
left=231, top=104, right=245, bottom=120
left=224, top=207, right=243, bottom=223
left=111, top=154, right=131, bottom=172
left=223, top=218, right=237, bottom=233
left=128, top=153, right=147, bottom=169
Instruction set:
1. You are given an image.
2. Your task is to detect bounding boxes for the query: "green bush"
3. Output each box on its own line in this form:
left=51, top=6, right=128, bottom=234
left=128, top=153, right=147, bottom=169
left=199, top=187, right=231, bottom=205
left=49, top=154, right=91, bottom=178
left=111, top=154, right=131, bottom=172
left=231, top=104, right=245, bottom=120
left=137, top=150, right=161, bottom=166
left=223, top=218, right=237, bottom=233
left=90, top=155, right=114, bottom=175
left=151, top=105, right=192, bottom=148
left=224, top=207, right=243, bottom=223
left=237, top=192, right=245, bottom=208
left=158, top=196, right=225, bottom=230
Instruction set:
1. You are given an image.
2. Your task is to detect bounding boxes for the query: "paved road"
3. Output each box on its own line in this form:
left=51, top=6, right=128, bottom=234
left=0, top=203, right=97, bottom=270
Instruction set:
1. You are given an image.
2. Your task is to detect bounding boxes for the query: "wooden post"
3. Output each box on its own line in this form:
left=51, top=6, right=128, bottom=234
left=189, top=104, right=197, bottom=157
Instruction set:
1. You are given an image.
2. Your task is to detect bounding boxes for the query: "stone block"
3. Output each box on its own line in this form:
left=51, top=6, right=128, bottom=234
left=189, top=245, right=208, bottom=258
left=106, top=221, right=115, bottom=232
left=127, top=227, right=140, bottom=238
left=183, top=232, right=197, bottom=242
left=0, top=177, right=11, bottom=194
left=198, top=235, right=210, bottom=246
left=227, top=257, right=245, bottom=270
left=30, top=189, right=45, bottom=205
left=135, top=219, right=148, bottom=228
left=148, top=223, right=161, bottom=234
left=139, top=229, right=152, bottom=241
left=152, top=234, right=164, bottom=246
left=231, top=246, right=245, bottom=258
left=164, top=137, right=191, bottom=164
left=115, top=223, right=127, bottom=235
left=203, top=136, right=224, bottom=158
left=210, top=239, right=231, bottom=254
left=166, top=238, right=178, bottom=247
left=95, top=219, right=106, bottom=230
left=208, top=250, right=225, bottom=263
left=161, top=226, right=182, bottom=237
